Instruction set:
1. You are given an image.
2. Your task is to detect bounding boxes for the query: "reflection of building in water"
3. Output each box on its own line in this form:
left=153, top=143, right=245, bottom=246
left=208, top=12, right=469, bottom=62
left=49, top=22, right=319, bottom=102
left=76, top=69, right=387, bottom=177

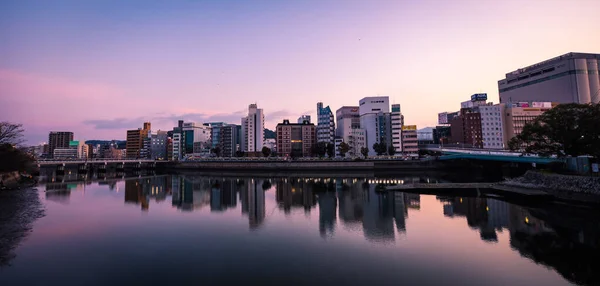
left=362, top=184, right=395, bottom=242
left=392, top=192, right=408, bottom=232
left=337, top=181, right=365, bottom=227
left=404, top=193, right=421, bottom=210
left=125, top=176, right=171, bottom=211
left=171, top=176, right=210, bottom=211
left=210, top=179, right=238, bottom=212
left=440, top=196, right=509, bottom=242
left=318, top=191, right=337, bottom=238
left=45, top=183, right=77, bottom=203
left=241, top=179, right=265, bottom=229
left=275, top=179, right=316, bottom=214
left=125, top=180, right=149, bottom=211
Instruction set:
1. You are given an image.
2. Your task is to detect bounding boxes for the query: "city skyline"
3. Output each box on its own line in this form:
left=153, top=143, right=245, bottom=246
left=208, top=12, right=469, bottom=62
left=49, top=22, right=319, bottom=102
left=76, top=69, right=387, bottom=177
left=2, top=0, right=600, bottom=144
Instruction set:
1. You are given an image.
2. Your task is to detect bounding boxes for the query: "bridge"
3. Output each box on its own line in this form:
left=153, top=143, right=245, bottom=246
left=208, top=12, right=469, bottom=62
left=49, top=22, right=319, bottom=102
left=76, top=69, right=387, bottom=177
left=37, top=159, right=164, bottom=167
left=422, top=145, right=564, bottom=164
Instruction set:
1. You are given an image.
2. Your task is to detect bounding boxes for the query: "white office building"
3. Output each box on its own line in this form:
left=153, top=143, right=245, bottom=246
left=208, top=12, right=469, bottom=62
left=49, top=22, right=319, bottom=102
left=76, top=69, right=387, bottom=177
left=498, top=52, right=600, bottom=104
left=317, top=102, right=335, bottom=145
left=359, top=96, right=390, bottom=156
left=241, top=104, right=265, bottom=153
left=475, top=104, right=506, bottom=149
left=391, top=104, right=403, bottom=154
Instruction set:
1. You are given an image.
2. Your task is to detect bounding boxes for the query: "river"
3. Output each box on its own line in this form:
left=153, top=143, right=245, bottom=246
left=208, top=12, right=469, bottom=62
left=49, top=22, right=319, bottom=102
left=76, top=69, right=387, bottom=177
left=1, top=173, right=599, bottom=286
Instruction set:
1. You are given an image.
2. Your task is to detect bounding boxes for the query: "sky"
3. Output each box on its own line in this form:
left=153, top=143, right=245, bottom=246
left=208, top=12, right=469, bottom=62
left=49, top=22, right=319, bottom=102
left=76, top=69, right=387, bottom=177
left=1, top=0, right=599, bottom=144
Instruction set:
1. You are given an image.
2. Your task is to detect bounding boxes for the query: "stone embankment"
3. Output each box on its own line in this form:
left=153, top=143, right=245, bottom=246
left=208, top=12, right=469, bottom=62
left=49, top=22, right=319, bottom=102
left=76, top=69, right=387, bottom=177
left=0, top=172, right=21, bottom=190
left=501, top=171, right=600, bottom=195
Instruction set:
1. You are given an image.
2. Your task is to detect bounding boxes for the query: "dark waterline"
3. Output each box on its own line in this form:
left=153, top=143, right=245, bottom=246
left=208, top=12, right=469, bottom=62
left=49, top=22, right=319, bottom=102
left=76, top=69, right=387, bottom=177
left=1, top=174, right=599, bottom=286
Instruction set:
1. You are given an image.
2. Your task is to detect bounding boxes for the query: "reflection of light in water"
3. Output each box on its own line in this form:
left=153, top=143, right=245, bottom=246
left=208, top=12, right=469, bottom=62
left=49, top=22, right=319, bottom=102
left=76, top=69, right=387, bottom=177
left=525, top=216, right=529, bottom=224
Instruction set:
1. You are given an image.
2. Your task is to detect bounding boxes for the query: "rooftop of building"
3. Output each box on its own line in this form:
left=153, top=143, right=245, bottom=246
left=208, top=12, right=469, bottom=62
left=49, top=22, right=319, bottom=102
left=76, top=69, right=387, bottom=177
left=504, top=52, right=600, bottom=78
left=277, top=119, right=315, bottom=126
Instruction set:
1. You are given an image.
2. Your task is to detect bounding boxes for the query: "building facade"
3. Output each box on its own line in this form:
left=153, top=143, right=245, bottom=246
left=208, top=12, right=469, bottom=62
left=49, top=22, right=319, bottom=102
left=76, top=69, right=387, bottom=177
left=401, top=125, right=418, bottom=157
left=317, top=102, right=335, bottom=145
left=276, top=120, right=316, bottom=157
left=48, top=131, right=74, bottom=158
left=391, top=104, right=403, bottom=154
left=241, top=104, right=265, bottom=154
left=126, top=122, right=151, bottom=159
left=503, top=103, right=553, bottom=147
left=150, top=131, right=168, bottom=160
left=53, top=140, right=88, bottom=159
left=359, top=96, right=390, bottom=156
left=474, top=103, right=506, bottom=149
left=450, top=108, right=483, bottom=148
left=297, top=115, right=311, bottom=124
left=498, top=52, right=600, bottom=104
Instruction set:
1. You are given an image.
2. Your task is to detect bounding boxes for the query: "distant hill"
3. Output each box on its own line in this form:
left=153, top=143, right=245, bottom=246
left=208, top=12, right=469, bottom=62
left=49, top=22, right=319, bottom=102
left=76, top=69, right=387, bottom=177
left=264, top=129, right=276, bottom=139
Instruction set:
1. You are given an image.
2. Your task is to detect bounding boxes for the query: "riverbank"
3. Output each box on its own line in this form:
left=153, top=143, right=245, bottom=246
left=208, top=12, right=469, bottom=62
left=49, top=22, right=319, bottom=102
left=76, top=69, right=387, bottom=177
left=0, top=171, right=37, bottom=191
left=499, top=171, right=600, bottom=203
left=0, top=187, right=45, bottom=266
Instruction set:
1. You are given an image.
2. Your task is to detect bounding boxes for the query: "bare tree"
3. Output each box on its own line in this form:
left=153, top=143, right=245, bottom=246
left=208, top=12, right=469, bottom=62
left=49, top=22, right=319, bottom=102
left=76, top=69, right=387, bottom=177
left=0, top=122, right=25, bottom=146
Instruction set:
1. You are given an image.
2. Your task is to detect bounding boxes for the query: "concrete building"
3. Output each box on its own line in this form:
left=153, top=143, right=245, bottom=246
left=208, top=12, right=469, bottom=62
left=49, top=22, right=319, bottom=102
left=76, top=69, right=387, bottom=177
left=317, top=102, right=335, bottom=145
left=498, top=52, right=600, bottom=104
left=205, top=122, right=226, bottom=148
left=150, top=131, right=168, bottom=160
left=126, top=122, right=151, bottom=159
left=335, top=106, right=360, bottom=138
left=182, top=122, right=210, bottom=156
left=450, top=108, right=483, bottom=148
left=391, top=104, right=404, bottom=154
left=474, top=103, right=506, bottom=149
left=264, top=138, right=276, bottom=153
left=241, top=104, right=265, bottom=154
left=297, top=115, right=311, bottom=124
left=276, top=119, right=316, bottom=157
left=359, top=96, right=390, bottom=156
left=221, top=124, right=241, bottom=157
left=53, top=140, right=88, bottom=159
left=48, top=131, right=73, bottom=158
left=503, top=102, right=553, bottom=147
left=346, top=129, right=366, bottom=157
left=401, top=125, right=418, bottom=157
left=417, top=127, right=435, bottom=146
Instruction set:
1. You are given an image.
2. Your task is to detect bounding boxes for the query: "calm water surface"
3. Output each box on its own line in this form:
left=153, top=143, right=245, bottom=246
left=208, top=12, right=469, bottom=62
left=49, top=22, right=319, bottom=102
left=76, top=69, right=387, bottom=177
left=1, top=174, right=599, bottom=286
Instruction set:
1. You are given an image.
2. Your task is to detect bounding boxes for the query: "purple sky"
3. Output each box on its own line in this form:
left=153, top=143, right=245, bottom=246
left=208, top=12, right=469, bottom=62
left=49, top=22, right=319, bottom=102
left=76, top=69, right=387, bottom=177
left=1, top=0, right=599, bottom=144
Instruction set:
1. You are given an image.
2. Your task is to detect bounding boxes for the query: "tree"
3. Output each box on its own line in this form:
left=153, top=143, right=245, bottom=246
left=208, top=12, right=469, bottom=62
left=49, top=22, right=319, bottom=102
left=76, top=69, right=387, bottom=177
left=0, top=144, right=34, bottom=173
left=326, top=143, right=334, bottom=158
left=373, top=142, right=387, bottom=156
left=211, top=146, right=222, bottom=157
left=388, top=145, right=396, bottom=156
left=311, top=142, right=327, bottom=158
left=360, top=147, right=369, bottom=158
left=261, top=146, right=271, bottom=157
left=262, top=180, right=272, bottom=191
left=0, top=122, right=25, bottom=146
left=509, top=103, right=600, bottom=158
left=338, top=142, right=350, bottom=157
left=235, top=150, right=244, bottom=157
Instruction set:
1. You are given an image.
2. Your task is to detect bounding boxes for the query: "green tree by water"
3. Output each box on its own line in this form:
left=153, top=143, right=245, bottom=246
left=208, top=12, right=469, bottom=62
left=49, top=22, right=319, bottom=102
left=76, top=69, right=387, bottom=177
left=338, top=142, right=350, bottom=157
left=261, top=146, right=271, bottom=157
left=508, top=103, right=600, bottom=158
left=360, top=147, right=369, bottom=158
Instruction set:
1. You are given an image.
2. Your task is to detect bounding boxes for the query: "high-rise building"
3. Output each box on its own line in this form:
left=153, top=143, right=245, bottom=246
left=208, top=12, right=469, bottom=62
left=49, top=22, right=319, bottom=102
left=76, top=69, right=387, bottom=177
left=276, top=119, right=316, bottom=157
left=316, top=102, right=335, bottom=145
left=219, top=124, right=241, bottom=157
left=498, top=52, right=600, bottom=104
left=241, top=104, right=265, bottom=154
left=150, top=131, right=168, bottom=160
left=335, top=106, right=363, bottom=157
left=182, top=122, right=210, bottom=155
left=126, top=122, right=151, bottom=158
left=474, top=103, right=506, bottom=149
left=450, top=108, right=483, bottom=148
left=48, top=131, right=73, bottom=158
left=391, top=104, right=404, bottom=154
left=359, top=96, right=390, bottom=156
left=335, top=106, right=360, bottom=137
left=401, top=125, right=419, bottom=157
left=53, top=140, right=88, bottom=159
left=297, top=115, right=311, bottom=124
